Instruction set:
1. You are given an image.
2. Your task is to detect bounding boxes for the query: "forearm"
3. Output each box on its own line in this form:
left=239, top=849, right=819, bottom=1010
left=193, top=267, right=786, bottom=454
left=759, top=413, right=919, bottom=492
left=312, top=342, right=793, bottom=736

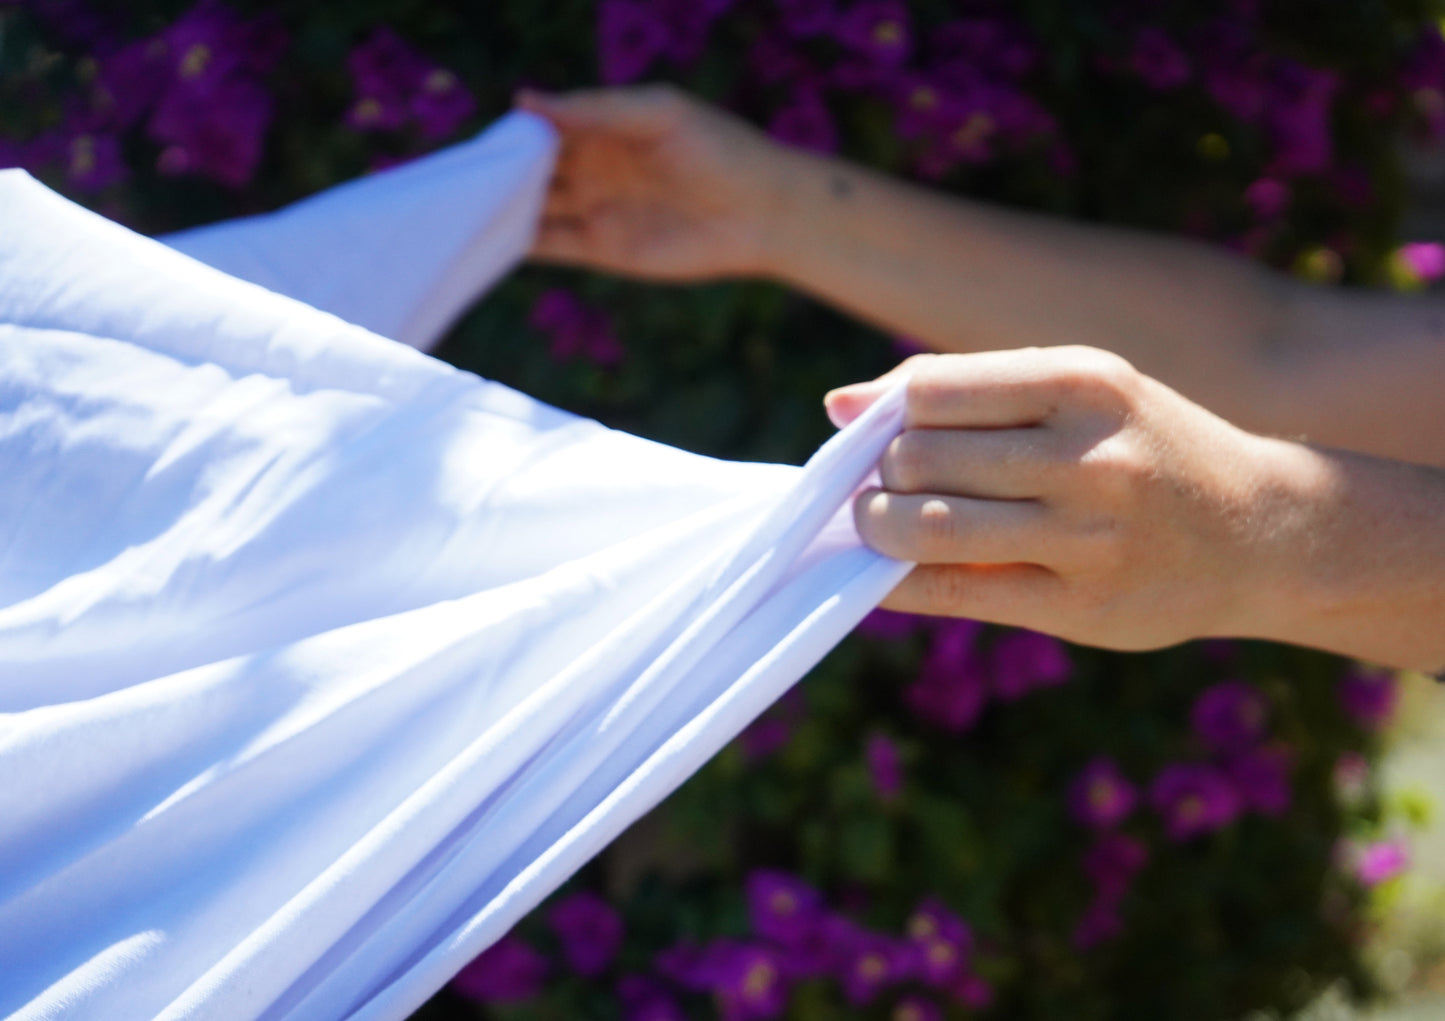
left=1244, top=436, right=1445, bottom=671
left=756, top=146, right=1287, bottom=430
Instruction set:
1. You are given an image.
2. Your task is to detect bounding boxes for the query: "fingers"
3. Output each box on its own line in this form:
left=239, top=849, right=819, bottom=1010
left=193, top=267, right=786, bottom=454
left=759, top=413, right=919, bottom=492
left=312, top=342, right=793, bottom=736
left=854, top=489, right=1054, bottom=565
left=516, top=85, right=683, bottom=139
left=827, top=347, right=1139, bottom=431
left=880, top=562, right=1058, bottom=625
left=879, top=428, right=1060, bottom=499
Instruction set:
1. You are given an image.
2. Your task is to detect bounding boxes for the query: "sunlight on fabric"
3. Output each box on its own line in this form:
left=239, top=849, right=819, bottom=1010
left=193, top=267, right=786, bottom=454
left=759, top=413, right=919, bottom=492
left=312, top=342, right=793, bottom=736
left=0, top=117, right=909, bottom=1021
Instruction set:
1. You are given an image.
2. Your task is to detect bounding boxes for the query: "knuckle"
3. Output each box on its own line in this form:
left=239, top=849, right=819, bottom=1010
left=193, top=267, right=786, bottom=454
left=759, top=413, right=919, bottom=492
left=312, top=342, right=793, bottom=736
left=1050, top=346, right=1142, bottom=409
left=883, top=432, right=932, bottom=493
left=902, top=356, right=948, bottom=416
left=1076, top=433, right=1151, bottom=498
left=915, top=496, right=960, bottom=555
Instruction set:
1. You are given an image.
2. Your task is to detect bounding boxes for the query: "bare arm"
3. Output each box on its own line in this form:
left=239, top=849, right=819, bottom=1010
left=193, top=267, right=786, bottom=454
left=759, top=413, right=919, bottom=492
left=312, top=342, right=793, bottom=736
left=762, top=146, right=1445, bottom=467
left=522, top=86, right=1445, bottom=467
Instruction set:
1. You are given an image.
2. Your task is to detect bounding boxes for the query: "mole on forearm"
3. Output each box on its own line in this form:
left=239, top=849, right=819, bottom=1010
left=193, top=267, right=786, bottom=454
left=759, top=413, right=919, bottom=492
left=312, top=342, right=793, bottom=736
left=829, top=173, right=853, bottom=200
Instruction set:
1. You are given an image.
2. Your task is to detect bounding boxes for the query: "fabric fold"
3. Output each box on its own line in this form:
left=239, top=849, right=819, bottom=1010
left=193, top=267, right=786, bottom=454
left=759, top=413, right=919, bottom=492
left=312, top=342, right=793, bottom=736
left=0, top=140, right=909, bottom=1021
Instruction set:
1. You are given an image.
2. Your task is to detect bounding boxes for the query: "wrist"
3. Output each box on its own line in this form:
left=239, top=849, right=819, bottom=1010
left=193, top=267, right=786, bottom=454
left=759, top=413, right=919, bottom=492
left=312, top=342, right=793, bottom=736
left=1228, top=436, right=1445, bottom=670
left=748, top=145, right=841, bottom=285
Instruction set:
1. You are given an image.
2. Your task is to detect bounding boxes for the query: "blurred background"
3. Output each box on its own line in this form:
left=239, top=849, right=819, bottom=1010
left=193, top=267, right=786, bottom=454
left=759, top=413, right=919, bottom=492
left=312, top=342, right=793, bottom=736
left=5, top=1, right=1445, bottom=1018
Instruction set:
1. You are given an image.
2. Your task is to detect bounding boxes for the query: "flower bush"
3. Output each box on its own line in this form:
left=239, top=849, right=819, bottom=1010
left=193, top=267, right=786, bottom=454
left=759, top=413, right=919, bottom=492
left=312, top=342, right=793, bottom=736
left=3, top=0, right=1439, bottom=1016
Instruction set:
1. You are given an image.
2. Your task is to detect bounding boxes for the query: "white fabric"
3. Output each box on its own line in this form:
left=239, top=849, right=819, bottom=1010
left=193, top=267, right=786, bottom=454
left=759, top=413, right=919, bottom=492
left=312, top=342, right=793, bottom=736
left=0, top=120, right=910, bottom=1021
left=162, top=111, right=555, bottom=350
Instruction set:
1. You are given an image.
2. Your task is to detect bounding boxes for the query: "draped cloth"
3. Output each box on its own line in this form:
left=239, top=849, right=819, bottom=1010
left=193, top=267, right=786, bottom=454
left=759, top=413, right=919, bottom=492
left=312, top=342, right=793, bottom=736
left=0, top=113, right=910, bottom=1020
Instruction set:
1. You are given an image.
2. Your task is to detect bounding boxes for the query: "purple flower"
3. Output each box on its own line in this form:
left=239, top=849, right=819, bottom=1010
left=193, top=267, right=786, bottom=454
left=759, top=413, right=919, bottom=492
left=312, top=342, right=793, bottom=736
left=833, top=1, right=912, bottom=68
left=133, top=1, right=284, bottom=189
left=1072, top=898, right=1126, bottom=950
left=836, top=926, right=910, bottom=1006
left=739, top=687, right=804, bottom=760
left=411, top=68, right=477, bottom=140
left=93, top=38, right=171, bottom=131
left=618, top=975, right=688, bottom=1021
left=932, top=18, right=1038, bottom=79
left=548, top=890, right=623, bottom=976
left=1067, top=757, right=1138, bottom=830
left=599, top=0, right=671, bottom=85
left=1082, top=833, right=1149, bottom=897
left=746, top=870, right=824, bottom=946
left=904, top=898, right=972, bottom=987
left=905, top=619, right=988, bottom=732
left=777, top=0, right=836, bottom=37
left=346, top=28, right=427, bottom=130
left=891, top=74, right=970, bottom=142
left=655, top=0, right=721, bottom=65
left=713, top=943, right=790, bottom=1021
left=1337, top=667, right=1398, bottom=731
left=1130, top=28, right=1190, bottom=90
left=150, top=75, right=272, bottom=188
left=1244, top=177, right=1290, bottom=220
left=892, top=996, right=943, bottom=1021
left=529, top=288, right=625, bottom=367
left=1190, top=680, right=1269, bottom=752
left=1354, top=838, right=1410, bottom=886
left=767, top=90, right=838, bottom=154
left=1074, top=834, right=1148, bottom=949
left=866, top=733, right=903, bottom=801
left=990, top=628, right=1070, bottom=700
left=451, top=934, right=547, bottom=1003
left=1263, top=60, right=1339, bottom=176
left=856, top=608, right=923, bottom=641
left=1198, top=20, right=1269, bottom=121
left=1226, top=744, right=1293, bottom=817
left=951, top=972, right=994, bottom=1009
left=1150, top=762, right=1241, bottom=841
left=1399, top=242, right=1445, bottom=283
left=63, top=131, right=125, bottom=191
left=748, top=33, right=813, bottom=85
left=654, top=942, right=719, bottom=990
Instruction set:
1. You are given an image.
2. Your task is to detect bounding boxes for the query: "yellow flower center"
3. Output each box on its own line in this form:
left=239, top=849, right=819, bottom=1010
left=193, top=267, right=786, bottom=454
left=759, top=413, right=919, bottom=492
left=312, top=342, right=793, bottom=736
left=1089, top=780, right=1116, bottom=809
left=858, top=952, right=888, bottom=980
left=907, top=914, right=938, bottom=940
left=69, top=135, right=96, bottom=177
left=952, top=112, right=995, bottom=149
left=179, top=43, right=211, bottom=80
left=743, top=961, right=777, bottom=1001
left=424, top=68, right=457, bottom=93
left=927, top=940, right=955, bottom=967
left=910, top=86, right=937, bottom=111
left=769, top=890, right=797, bottom=915
left=873, top=20, right=903, bottom=46
left=894, top=1005, right=922, bottom=1021
left=1177, top=794, right=1205, bottom=825
left=353, top=97, right=384, bottom=125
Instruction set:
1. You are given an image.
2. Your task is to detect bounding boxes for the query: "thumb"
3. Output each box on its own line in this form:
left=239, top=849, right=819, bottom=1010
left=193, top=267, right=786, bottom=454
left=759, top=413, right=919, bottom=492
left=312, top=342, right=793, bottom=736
left=823, top=357, right=923, bottom=428
left=515, top=86, right=682, bottom=138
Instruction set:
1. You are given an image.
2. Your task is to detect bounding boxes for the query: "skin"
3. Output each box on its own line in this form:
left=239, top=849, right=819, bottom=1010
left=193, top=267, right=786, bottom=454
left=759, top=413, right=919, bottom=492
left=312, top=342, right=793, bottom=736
left=516, top=85, right=1445, bottom=671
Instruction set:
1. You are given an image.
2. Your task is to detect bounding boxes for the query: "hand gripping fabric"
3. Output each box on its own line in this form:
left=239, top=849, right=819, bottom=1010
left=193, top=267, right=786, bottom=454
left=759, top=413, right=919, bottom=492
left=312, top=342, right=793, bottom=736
left=0, top=140, right=910, bottom=1019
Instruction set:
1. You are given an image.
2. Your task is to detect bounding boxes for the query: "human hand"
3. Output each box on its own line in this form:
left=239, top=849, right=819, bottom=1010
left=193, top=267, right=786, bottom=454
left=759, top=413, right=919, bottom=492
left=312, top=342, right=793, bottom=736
left=516, top=85, right=790, bottom=281
left=825, top=347, right=1308, bottom=652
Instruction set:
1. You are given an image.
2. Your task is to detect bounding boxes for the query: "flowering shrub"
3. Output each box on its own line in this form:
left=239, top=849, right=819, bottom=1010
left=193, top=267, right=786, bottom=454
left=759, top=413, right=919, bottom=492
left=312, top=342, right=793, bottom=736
left=2, top=0, right=1438, bottom=1017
